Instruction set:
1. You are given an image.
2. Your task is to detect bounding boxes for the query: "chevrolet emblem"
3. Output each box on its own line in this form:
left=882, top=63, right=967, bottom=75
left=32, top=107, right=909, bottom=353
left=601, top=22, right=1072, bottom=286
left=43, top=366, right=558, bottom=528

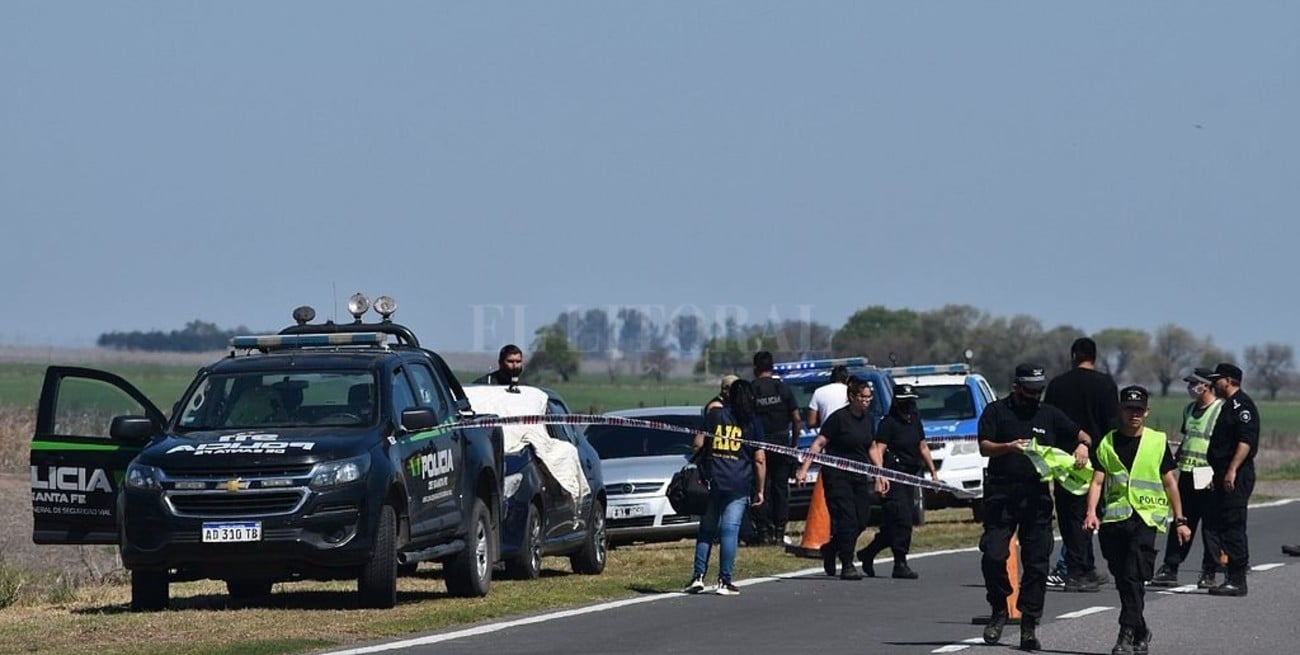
left=223, top=478, right=247, bottom=493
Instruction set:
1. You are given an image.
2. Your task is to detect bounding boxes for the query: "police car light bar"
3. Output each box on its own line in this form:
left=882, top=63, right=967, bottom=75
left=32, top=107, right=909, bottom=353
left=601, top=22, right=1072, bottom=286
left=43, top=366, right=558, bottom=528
left=230, top=332, right=388, bottom=349
left=772, top=356, right=869, bottom=373
left=881, top=363, right=971, bottom=377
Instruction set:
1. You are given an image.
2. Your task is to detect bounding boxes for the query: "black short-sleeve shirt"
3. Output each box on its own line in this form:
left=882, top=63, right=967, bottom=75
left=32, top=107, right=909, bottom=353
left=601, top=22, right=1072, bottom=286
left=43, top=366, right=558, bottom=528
left=1090, top=431, right=1176, bottom=475
left=1206, top=390, right=1259, bottom=471
left=874, top=414, right=925, bottom=473
left=978, top=396, right=1082, bottom=483
left=818, top=406, right=873, bottom=464
left=752, top=376, right=798, bottom=445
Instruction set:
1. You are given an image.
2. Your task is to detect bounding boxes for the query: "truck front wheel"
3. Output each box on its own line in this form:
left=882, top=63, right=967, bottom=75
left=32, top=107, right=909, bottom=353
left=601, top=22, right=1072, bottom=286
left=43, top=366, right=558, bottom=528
left=445, top=498, right=492, bottom=597
left=357, top=504, right=398, bottom=608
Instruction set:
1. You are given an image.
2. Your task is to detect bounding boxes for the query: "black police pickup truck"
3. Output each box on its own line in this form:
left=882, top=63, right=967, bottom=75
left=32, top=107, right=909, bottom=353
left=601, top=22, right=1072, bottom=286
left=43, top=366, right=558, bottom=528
left=30, top=296, right=504, bottom=610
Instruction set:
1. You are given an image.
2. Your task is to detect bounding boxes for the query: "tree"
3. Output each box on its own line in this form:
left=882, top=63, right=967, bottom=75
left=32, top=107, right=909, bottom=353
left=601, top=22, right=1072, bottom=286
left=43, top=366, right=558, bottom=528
left=915, top=304, right=985, bottom=363
left=694, top=337, right=751, bottom=375
left=672, top=313, right=705, bottom=356
left=1244, top=342, right=1294, bottom=400
left=573, top=309, right=612, bottom=357
left=833, top=306, right=921, bottom=362
left=1094, top=328, right=1151, bottom=383
left=642, top=341, right=674, bottom=382
left=530, top=324, right=580, bottom=382
left=1023, top=324, right=1088, bottom=378
left=1147, top=324, right=1201, bottom=396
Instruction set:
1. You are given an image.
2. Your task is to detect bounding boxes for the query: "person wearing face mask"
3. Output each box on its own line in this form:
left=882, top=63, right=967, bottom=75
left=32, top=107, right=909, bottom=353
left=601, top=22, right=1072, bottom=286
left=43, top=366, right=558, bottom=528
left=1150, top=367, right=1224, bottom=588
left=795, top=377, right=875, bottom=580
left=978, top=364, right=1091, bottom=651
left=857, top=383, right=939, bottom=579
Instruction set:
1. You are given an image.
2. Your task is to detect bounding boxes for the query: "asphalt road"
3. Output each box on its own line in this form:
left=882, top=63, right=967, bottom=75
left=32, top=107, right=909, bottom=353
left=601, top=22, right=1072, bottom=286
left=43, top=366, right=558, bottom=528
left=324, top=499, right=1300, bottom=655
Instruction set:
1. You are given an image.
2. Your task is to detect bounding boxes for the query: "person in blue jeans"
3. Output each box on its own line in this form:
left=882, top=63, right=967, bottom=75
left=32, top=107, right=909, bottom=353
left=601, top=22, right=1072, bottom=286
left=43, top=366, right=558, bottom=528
left=685, top=379, right=767, bottom=595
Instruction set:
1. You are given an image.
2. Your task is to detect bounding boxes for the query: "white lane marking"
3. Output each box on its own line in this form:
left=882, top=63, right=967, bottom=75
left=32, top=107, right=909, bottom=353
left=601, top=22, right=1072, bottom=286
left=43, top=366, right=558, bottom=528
left=1157, top=584, right=1201, bottom=595
left=1056, top=606, right=1114, bottom=619
left=1252, top=563, right=1286, bottom=572
left=1251, top=498, right=1298, bottom=509
left=963, top=638, right=986, bottom=643
left=930, top=645, right=970, bottom=653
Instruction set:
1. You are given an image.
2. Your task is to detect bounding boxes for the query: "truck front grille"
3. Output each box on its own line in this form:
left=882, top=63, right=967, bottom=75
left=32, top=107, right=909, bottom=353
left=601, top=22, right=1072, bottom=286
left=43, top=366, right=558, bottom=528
left=165, top=490, right=307, bottom=517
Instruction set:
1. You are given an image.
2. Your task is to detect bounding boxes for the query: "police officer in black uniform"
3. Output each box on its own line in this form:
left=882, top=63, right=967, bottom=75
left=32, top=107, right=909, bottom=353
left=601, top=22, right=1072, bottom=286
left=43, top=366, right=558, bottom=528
left=750, top=351, right=802, bottom=545
left=979, top=364, right=1091, bottom=651
left=1203, top=363, right=1259, bottom=597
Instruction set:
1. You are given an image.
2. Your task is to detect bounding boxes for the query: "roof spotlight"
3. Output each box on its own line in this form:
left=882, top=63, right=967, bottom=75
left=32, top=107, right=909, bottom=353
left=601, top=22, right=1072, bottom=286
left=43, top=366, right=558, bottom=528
left=347, top=293, right=370, bottom=322
left=373, top=295, right=398, bottom=320
left=292, top=305, right=317, bottom=325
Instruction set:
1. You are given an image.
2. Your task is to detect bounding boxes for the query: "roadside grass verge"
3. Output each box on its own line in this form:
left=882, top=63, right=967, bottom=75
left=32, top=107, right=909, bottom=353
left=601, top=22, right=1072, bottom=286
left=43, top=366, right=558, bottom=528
left=0, top=511, right=981, bottom=655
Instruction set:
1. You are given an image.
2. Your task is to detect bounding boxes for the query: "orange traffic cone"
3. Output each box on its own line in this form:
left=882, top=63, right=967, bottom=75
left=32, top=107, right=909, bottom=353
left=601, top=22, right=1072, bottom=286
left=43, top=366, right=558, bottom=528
left=786, top=476, right=830, bottom=557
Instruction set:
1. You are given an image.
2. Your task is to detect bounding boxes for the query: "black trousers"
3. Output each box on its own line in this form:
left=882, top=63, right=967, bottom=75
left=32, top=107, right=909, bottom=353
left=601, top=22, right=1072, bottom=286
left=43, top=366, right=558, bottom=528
left=823, top=469, right=871, bottom=566
left=980, top=480, right=1054, bottom=618
left=1054, top=483, right=1096, bottom=575
left=1203, top=466, right=1254, bottom=578
left=1162, top=472, right=1218, bottom=572
left=862, top=482, right=915, bottom=563
left=1098, top=516, right=1157, bottom=630
left=752, top=452, right=793, bottom=539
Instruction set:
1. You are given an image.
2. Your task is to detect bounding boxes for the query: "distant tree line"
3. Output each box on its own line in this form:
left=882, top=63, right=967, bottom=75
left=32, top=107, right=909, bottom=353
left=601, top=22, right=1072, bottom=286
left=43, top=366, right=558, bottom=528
left=528, top=304, right=1297, bottom=398
left=97, top=320, right=251, bottom=353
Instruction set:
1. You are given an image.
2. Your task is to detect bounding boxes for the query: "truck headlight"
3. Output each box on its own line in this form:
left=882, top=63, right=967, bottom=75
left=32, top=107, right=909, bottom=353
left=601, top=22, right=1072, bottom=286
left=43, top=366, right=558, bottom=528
left=950, top=440, right=980, bottom=456
left=503, top=472, right=523, bottom=499
left=125, top=463, right=163, bottom=491
left=311, top=454, right=371, bottom=488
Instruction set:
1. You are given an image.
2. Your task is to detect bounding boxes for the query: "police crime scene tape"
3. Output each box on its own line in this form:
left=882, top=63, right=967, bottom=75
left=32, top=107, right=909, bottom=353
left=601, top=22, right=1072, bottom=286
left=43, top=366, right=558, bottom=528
left=452, top=413, right=978, bottom=499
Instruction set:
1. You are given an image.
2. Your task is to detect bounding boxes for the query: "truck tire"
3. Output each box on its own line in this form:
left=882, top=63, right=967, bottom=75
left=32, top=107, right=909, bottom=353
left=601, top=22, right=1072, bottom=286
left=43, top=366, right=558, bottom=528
left=504, top=503, right=542, bottom=580
left=445, top=498, right=492, bottom=597
left=130, top=569, right=169, bottom=612
left=226, top=579, right=273, bottom=602
left=569, top=498, right=607, bottom=575
left=357, top=504, right=398, bottom=609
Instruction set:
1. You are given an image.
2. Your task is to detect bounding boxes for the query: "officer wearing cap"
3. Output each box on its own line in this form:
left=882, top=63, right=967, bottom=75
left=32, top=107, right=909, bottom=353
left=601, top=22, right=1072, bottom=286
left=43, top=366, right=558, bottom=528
left=1151, top=367, right=1224, bottom=588
left=1202, top=363, right=1259, bottom=597
left=1083, top=385, right=1190, bottom=655
left=979, top=363, right=1092, bottom=651
left=858, top=383, right=939, bottom=579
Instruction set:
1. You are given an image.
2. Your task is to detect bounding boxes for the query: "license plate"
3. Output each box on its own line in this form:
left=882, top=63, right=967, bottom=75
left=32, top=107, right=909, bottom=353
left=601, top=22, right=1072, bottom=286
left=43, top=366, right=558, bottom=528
left=610, top=505, right=646, bottom=520
left=202, top=521, right=262, bottom=543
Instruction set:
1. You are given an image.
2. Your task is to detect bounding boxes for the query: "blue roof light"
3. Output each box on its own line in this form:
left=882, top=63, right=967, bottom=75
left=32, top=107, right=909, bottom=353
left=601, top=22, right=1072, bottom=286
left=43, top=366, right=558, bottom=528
left=772, top=356, right=870, bottom=373
left=881, top=363, right=971, bottom=377
left=230, top=332, right=388, bottom=349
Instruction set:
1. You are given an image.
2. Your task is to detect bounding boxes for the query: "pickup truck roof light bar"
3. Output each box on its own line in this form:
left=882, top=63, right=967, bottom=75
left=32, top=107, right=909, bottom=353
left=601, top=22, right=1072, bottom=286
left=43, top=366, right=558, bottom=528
left=772, top=356, right=870, bottom=373
left=230, top=332, right=389, bottom=350
left=881, top=363, right=972, bottom=377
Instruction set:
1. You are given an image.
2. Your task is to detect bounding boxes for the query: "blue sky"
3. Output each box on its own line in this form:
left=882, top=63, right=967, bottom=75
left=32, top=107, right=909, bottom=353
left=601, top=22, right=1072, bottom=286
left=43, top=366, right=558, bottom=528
left=2, top=2, right=1296, bottom=357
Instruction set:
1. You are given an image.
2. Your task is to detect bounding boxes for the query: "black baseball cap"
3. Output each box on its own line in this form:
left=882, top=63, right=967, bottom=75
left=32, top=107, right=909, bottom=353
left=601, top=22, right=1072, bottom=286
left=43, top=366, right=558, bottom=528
left=1013, top=363, right=1047, bottom=390
left=893, top=383, right=920, bottom=400
left=1205, top=363, right=1244, bottom=382
left=1183, top=367, right=1214, bottom=385
left=1119, top=385, right=1150, bottom=409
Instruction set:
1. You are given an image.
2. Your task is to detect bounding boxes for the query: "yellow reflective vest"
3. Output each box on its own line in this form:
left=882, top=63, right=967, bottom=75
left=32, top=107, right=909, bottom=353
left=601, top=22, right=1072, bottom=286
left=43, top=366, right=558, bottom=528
left=1177, top=399, right=1222, bottom=472
left=1025, top=439, right=1093, bottom=495
left=1096, top=427, right=1171, bottom=532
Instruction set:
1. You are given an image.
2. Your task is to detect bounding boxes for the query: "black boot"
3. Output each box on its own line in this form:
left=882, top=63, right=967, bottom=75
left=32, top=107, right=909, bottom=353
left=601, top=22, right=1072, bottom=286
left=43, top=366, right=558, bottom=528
left=839, top=562, right=863, bottom=580
left=1208, top=574, right=1248, bottom=597
left=891, top=562, right=918, bottom=579
left=856, top=548, right=878, bottom=577
left=983, top=609, right=1007, bottom=644
left=1133, top=626, right=1152, bottom=655
left=1111, top=627, right=1135, bottom=655
left=1020, top=616, right=1041, bottom=651
left=820, top=543, right=836, bottom=576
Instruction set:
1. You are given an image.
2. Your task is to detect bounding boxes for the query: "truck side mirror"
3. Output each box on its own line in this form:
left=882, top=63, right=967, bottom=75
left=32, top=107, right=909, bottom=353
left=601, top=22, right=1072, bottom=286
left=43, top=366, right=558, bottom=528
left=400, top=408, right=438, bottom=432
left=110, top=415, right=158, bottom=443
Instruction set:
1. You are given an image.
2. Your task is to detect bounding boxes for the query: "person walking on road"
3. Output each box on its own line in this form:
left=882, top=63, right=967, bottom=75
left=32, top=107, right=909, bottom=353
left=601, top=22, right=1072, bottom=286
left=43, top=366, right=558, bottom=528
left=1083, top=385, right=1191, bottom=655
left=807, top=364, right=851, bottom=429
left=685, top=380, right=767, bottom=596
left=858, top=383, right=938, bottom=579
left=1043, top=337, right=1116, bottom=592
left=1202, top=363, right=1259, bottom=597
left=1150, top=367, right=1224, bottom=588
left=979, top=363, right=1092, bottom=651
left=795, top=376, right=875, bottom=580
left=750, top=351, right=803, bottom=546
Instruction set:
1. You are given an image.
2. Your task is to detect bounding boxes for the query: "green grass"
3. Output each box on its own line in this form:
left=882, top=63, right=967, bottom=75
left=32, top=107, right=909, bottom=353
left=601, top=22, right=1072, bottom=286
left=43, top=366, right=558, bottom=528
left=1260, top=458, right=1300, bottom=481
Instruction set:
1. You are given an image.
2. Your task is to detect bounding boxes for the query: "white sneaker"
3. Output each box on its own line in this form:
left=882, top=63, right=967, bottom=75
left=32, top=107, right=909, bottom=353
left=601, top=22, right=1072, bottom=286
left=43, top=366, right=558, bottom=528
left=683, top=577, right=706, bottom=594
left=714, top=581, right=740, bottom=596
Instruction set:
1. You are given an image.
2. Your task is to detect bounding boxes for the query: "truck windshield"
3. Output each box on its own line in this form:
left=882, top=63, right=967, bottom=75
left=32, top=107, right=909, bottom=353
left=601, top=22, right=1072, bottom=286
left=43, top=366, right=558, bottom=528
left=586, top=414, right=703, bottom=459
left=175, top=370, right=377, bottom=431
left=914, top=384, right=977, bottom=421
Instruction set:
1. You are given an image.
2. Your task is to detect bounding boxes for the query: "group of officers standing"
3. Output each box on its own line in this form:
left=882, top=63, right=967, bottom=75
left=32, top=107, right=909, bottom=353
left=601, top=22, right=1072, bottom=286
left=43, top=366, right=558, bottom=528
left=977, top=338, right=1260, bottom=654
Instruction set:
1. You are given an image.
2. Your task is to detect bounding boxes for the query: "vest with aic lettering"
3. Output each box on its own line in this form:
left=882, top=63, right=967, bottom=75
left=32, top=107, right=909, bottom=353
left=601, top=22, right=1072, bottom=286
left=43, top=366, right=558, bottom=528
left=1097, top=427, right=1171, bottom=532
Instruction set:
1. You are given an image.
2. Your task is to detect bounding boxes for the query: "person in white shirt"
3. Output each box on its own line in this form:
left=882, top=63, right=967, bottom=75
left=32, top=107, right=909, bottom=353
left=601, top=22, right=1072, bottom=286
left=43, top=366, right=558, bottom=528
left=806, top=365, right=851, bottom=429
